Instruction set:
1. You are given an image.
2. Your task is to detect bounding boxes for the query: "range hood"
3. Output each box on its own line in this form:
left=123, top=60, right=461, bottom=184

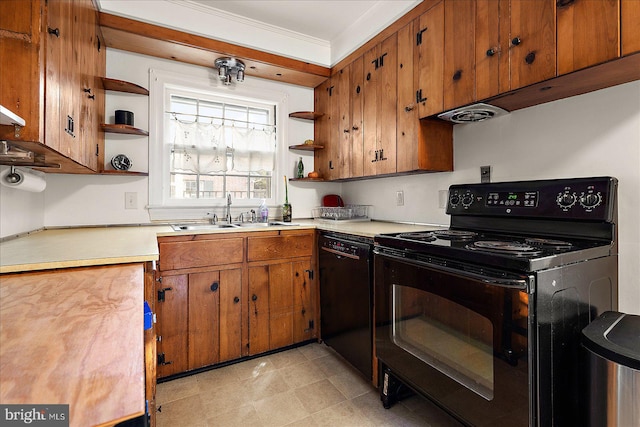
left=438, top=103, right=509, bottom=123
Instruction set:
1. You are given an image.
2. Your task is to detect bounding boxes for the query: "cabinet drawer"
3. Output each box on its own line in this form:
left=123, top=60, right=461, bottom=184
left=159, top=238, right=244, bottom=271
left=247, top=234, right=313, bottom=262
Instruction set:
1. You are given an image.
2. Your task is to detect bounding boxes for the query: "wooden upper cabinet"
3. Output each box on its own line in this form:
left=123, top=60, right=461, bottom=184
left=0, top=0, right=104, bottom=173
left=508, top=0, right=556, bottom=91
left=557, top=0, right=619, bottom=75
left=444, top=0, right=476, bottom=110
left=416, top=1, right=445, bottom=119
left=621, top=0, right=640, bottom=56
left=363, top=33, right=398, bottom=177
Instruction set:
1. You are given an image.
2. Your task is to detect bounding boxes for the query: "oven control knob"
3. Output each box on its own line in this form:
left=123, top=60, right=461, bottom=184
left=557, top=192, right=576, bottom=209
left=580, top=192, right=602, bottom=209
left=461, top=194, right=474, bottom=207
left=449, top=194, right=461, bottom=206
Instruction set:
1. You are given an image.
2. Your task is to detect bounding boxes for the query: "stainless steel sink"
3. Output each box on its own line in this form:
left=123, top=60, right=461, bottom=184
left=171, top=221, right=300, bottom=231
left=170, top=223, right=239, bottom=231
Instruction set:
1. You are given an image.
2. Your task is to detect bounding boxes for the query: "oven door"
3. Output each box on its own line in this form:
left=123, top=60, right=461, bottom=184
left=375, top=249, right=534, bottom=427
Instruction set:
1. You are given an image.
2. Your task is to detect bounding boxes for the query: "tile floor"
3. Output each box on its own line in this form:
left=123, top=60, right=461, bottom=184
left=156, top=342, right=464, bottom=427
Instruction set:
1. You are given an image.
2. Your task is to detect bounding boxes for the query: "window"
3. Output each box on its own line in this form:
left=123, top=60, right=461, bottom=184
left=149, top=68, right=287, bottom=213
left=169, top=92, right=276, bottom=200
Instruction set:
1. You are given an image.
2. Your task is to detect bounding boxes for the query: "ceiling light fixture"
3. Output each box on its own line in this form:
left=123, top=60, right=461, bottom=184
left=215, top=57, right=246, bottom=85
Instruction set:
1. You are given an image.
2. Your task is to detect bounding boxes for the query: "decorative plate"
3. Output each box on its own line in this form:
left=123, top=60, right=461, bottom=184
left=111, top=154, right=132, bottom=171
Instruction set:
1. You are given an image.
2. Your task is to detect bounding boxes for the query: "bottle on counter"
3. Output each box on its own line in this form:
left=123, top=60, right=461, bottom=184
left=283, top=176, right=292, bottom=222
left=296, top=157, right=304, bottom=179
left=259, top=199, right=269, bottom=223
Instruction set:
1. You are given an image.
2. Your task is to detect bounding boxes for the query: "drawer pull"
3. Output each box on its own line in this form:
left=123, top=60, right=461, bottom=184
left=210, top=282, right=219, bottom=292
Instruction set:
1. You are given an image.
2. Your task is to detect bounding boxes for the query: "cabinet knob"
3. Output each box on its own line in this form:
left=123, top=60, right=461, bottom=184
left=252, top=294, right=258, bottom=301
left=452, top=70, right=462, bottom=81
left=352, top=125, right=359, bottom=131
left=210, top=282, right=219, bottom=292
left=511, top=37, right=522, bottom=46
left=48, top=27, right=60, bottom=38
left=525, top=51, right=536, bottom=65
left=343, top=129, right=350, bottom=133
left=234, top=296, right=240, bottom=304
left=405, top=105, right=414, bottom=112
left=366, top=72, right=371, bottom=81
left=356, top=85, right=361, bottom=94
left=486, top=48, right=496, bottom=57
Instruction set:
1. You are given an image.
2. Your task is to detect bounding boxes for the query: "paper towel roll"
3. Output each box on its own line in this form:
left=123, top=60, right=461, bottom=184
left=1, top=167, right=46, bottom=192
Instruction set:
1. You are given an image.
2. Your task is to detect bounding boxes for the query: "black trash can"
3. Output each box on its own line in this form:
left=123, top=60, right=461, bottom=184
left=582, top=311, right=640, bottom=427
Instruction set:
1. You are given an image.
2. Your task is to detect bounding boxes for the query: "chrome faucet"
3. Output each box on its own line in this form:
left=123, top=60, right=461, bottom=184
left=225, top=193, right=232, bottom=223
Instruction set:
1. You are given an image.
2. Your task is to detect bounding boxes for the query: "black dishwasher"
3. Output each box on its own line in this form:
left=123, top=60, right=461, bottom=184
left=319, top=232, right=373, bottom=380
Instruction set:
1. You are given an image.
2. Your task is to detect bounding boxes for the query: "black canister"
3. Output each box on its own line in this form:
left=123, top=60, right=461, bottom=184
left=115, top=110, right=134, bottom=126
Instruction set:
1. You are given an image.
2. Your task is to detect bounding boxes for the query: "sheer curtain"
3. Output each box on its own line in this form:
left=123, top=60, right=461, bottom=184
left=171, top=119, right=276, bottom=173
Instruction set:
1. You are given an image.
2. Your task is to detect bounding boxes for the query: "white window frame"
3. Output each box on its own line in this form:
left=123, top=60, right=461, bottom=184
left=148, top=68, right=289, bottom=219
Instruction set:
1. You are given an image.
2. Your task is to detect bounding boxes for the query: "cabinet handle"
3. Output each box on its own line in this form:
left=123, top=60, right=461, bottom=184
left=252, top=294, right=258, bottom=301
left=234, top=296, right=240, bottom=304
left=87, top=94, right=95, bottom=100
left=486, top=48, right=496, bottom=57
left=83, top=88, right=92, bottom=94
left=210, top=282, right=219, bottom=292
left=352, top=125, right=359, bottom=131
left=416, top=27, right=428, bottom=45
left=452, top=70, right=462, bottom=81
left=405, top=105, right=415, bottom=112
left=355, top=85, right=361, bottom=94
left=48, top=27, right=60, bottom=37
left=511, top=37, right=522, bottom=46
left=525, top=51, right=536, bottom=65
left=366, top=72, right=371, bottom=81
left=343, top=129, right=350, bottom=133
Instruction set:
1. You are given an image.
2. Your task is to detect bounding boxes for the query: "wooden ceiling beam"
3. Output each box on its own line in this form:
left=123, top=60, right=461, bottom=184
left=98, top=12, right=331, bottom=88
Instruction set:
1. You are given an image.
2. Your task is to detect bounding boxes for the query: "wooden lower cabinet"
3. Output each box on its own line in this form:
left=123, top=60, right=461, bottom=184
left=248, top=258, right=315, bottom=355
left=156, top=230, right=316, bottom=378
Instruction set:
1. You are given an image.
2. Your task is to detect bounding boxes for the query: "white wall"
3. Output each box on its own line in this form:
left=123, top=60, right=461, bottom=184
left=0, top=166, right=45, bottom=236
left=343, top=80, right=640, bottom=314
left=41, top=49, right=341, bottom=227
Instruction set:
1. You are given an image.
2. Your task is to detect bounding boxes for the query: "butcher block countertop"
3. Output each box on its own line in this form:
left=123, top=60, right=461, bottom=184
left=0, top=264, right=145, bottom=427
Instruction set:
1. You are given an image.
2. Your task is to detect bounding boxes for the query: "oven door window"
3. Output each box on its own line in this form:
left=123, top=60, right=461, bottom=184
left=392, top=285, right=494, bottom=400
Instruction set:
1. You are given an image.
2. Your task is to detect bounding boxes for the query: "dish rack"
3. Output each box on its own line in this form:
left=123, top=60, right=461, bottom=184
left=311, top=205, right=370, bottom=221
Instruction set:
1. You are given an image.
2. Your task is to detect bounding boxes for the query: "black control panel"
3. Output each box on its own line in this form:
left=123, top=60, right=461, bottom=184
left=446, top=177, right=617, bottom=221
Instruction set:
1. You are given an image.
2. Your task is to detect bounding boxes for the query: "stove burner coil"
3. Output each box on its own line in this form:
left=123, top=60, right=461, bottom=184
left=433, top=230, right=478, bottom=240
left=524, top=238, right=573, bottom=250
left=396, top=232, right=436, bottom=242
left=467, top=240, right=543, bottom=257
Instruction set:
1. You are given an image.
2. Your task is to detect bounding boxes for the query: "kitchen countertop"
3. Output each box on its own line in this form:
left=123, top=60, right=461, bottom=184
left=0, top=220, right=444, bottom=273
left=0, top=263, right=145, bottom=427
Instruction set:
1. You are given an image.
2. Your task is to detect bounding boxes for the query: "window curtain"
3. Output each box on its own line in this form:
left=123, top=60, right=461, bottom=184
left=171, top=119, right=275, bottom=173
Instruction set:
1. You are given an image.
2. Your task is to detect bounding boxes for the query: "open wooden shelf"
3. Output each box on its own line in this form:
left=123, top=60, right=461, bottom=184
left=289, top=111, right=323, bottom=120
left=289, top=177, right=326, bottom=182
left=101, top=124, right=149, bottom=136
left=102, top=78, right=149, bottom=95
left=288, top=144, right=324, bottom=151
left=99, top=170, right=149, bottom=176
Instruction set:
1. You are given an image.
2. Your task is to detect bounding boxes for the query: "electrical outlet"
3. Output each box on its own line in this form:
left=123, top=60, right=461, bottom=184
left=125, top=192, right=137, bottom=209
left=396, top=190, right=404, bottom=206
left=439, top=190, right=448, bottom=209
left=481, top=165, right=491, bottom=183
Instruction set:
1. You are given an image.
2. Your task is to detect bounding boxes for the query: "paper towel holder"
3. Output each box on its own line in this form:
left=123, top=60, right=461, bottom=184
left=5, top=166, right=21, bottom=184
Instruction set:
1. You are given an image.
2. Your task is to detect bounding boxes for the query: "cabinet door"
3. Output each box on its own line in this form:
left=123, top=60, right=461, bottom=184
left=363, top=33, right=397, bottom=176
left=444, top=0, right=476, bottom=111
left=268, top=262, right=295, bottom=349
left=396, top=19, right=418, bottom=173
left=293, top=260, right=315, bottom=342
left=557, top=0, right=619, bottom=75
left=336, top=65, right=351, bottom=179
left=248, top=265, right=270, bottom=355
left=416, top=1, right=445, bottom=118
left=0, top=0, right=41, bottom=143
left=475, top=0, right=502, bottom=100
left=349, top=57, right=364, bottom=178
left=156, top=274, right=188, bottom=378
left=622, top=0, right=640, bottom=55
left=188, top=270, right=220, bottom=370
left=508, top=0, right=556, bottom=90
left=219, top=268, right=242, bottom=362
